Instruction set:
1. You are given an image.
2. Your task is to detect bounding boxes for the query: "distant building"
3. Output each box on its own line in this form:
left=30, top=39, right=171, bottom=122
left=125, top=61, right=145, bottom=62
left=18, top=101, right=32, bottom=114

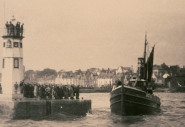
left=73, top=70, right=85, bottom=86
left=152, top=65, right=168, bottom=85
left=84, top=70, right=95, bottom=87
left=169, top=65, right=180, bottom=76
left=153, top=65, right=168, bottom=77
left=56, top=71, right=74, bottom=85
left=97, top=69, right=113, bottom=87
left=37, top=75, right=55, bottom=84
left=24, top=70, right=38, bottom=83
left=116, top=66, right=134, bottom=74
left=152, top=64, right=182, bottom=86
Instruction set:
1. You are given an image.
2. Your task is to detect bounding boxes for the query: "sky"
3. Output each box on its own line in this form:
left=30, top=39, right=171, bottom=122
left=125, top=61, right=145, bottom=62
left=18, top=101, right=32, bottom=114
left=0, top=0, right=185, bottom=72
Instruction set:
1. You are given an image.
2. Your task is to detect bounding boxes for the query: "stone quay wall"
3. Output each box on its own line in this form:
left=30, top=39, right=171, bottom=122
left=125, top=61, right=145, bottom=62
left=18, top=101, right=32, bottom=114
left=0, top=99, right=91, bottom=119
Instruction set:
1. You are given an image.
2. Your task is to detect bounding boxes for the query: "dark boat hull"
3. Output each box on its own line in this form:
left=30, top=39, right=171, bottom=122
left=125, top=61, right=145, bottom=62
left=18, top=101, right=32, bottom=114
left=110, top=86, right=161, bottom=115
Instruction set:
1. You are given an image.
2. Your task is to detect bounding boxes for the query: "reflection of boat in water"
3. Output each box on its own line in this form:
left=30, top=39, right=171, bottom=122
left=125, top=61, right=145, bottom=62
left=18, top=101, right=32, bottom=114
left=110, top=34, right=161, bottom=115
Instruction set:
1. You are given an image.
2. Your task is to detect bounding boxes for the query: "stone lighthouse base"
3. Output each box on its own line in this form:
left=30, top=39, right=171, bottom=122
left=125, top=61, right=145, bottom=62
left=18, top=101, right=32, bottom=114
left=0, top=98, right=91, bottom=119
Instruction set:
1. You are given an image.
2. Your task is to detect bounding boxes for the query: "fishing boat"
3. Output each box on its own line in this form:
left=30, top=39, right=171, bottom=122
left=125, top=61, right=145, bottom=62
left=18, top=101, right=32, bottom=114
left=110, top=34, right=161, bottom=115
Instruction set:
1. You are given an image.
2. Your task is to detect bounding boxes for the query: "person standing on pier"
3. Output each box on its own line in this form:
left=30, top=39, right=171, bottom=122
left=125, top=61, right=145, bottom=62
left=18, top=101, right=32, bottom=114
left=14, top=82, right=18, bottom=94
left=5, top=21, right=9, bottom=35
left=69, top=85, right=74, bottom=99
left=16, top=22, right=21, bottom=36
left=9, top=21, right=15, bottom=36
left=23, top=83, right=27, bottom=97
left=0, top=83, right=2, bottom=94
left=76, top=85, right=80, bottom=99
left=19, top=80, right=24, bottom=94
left=45, top=85, right=51, bottom=99
left=59, top=86, right=64, bottom=99
left=64, top=86, right=69, bottom=99
left=20, top=23, right=24, bottom=36
left=34, top=84, right=38, bottom=97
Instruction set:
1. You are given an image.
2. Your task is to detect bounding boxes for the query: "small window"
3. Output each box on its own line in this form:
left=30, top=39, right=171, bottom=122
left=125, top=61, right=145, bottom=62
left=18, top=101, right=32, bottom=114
left=14, top=58, right=19, bottom=68
left=20, top=43, right=22, bottom=48
left=3, top=42, right=5, bottom=47
left=7, top=39, right=12, bottom=48
left=2, top=59, right=5, bottom=68
left=14, top=42, right=19, bottom=47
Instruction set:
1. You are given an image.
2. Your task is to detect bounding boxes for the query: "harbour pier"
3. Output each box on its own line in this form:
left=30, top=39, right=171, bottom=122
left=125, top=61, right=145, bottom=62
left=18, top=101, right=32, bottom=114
left=0, top=17, right=91, bottom=119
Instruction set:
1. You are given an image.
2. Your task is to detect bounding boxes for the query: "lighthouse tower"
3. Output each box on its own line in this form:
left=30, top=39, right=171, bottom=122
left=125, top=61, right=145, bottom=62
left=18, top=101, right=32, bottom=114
left=1, top=18, right=24, bottom=99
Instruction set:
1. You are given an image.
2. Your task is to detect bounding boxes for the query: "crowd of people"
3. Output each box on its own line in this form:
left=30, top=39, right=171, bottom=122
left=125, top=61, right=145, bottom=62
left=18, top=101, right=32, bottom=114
left=14, top=81, right=80, bottom=100
left=5, top=21, right=24, bottom=36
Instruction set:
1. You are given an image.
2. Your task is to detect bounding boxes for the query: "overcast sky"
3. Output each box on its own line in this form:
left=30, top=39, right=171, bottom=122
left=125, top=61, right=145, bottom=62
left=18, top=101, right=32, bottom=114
left=0, top=0, right=185, bottom=72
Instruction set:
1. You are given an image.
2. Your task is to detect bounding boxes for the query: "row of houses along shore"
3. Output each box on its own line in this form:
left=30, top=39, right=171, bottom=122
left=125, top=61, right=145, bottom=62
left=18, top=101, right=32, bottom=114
left=24, top=66, right=134, bottom=88
left=23, top=63, right=185, bottom=88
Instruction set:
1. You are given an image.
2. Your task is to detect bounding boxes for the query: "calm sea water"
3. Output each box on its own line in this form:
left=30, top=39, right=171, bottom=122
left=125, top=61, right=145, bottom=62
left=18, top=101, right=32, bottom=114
left=0, top=92, right=185, bottom=127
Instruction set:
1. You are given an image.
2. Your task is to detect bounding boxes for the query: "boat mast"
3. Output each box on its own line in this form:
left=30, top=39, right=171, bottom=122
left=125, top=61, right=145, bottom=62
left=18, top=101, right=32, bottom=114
left=143, top=32, right=147, bottom=80
left=144, top=32, right=147, bottom=64
left=137, top=33, right=148, bottom=80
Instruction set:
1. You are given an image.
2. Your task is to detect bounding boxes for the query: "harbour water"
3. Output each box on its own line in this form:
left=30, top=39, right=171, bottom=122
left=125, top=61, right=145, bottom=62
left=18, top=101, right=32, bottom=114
left=0, top=92, right=185, bottom=127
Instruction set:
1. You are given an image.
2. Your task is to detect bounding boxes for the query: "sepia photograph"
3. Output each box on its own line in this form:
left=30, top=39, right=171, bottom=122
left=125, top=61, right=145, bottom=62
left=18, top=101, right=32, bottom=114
left=0, top=0, right=185, bottom=127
